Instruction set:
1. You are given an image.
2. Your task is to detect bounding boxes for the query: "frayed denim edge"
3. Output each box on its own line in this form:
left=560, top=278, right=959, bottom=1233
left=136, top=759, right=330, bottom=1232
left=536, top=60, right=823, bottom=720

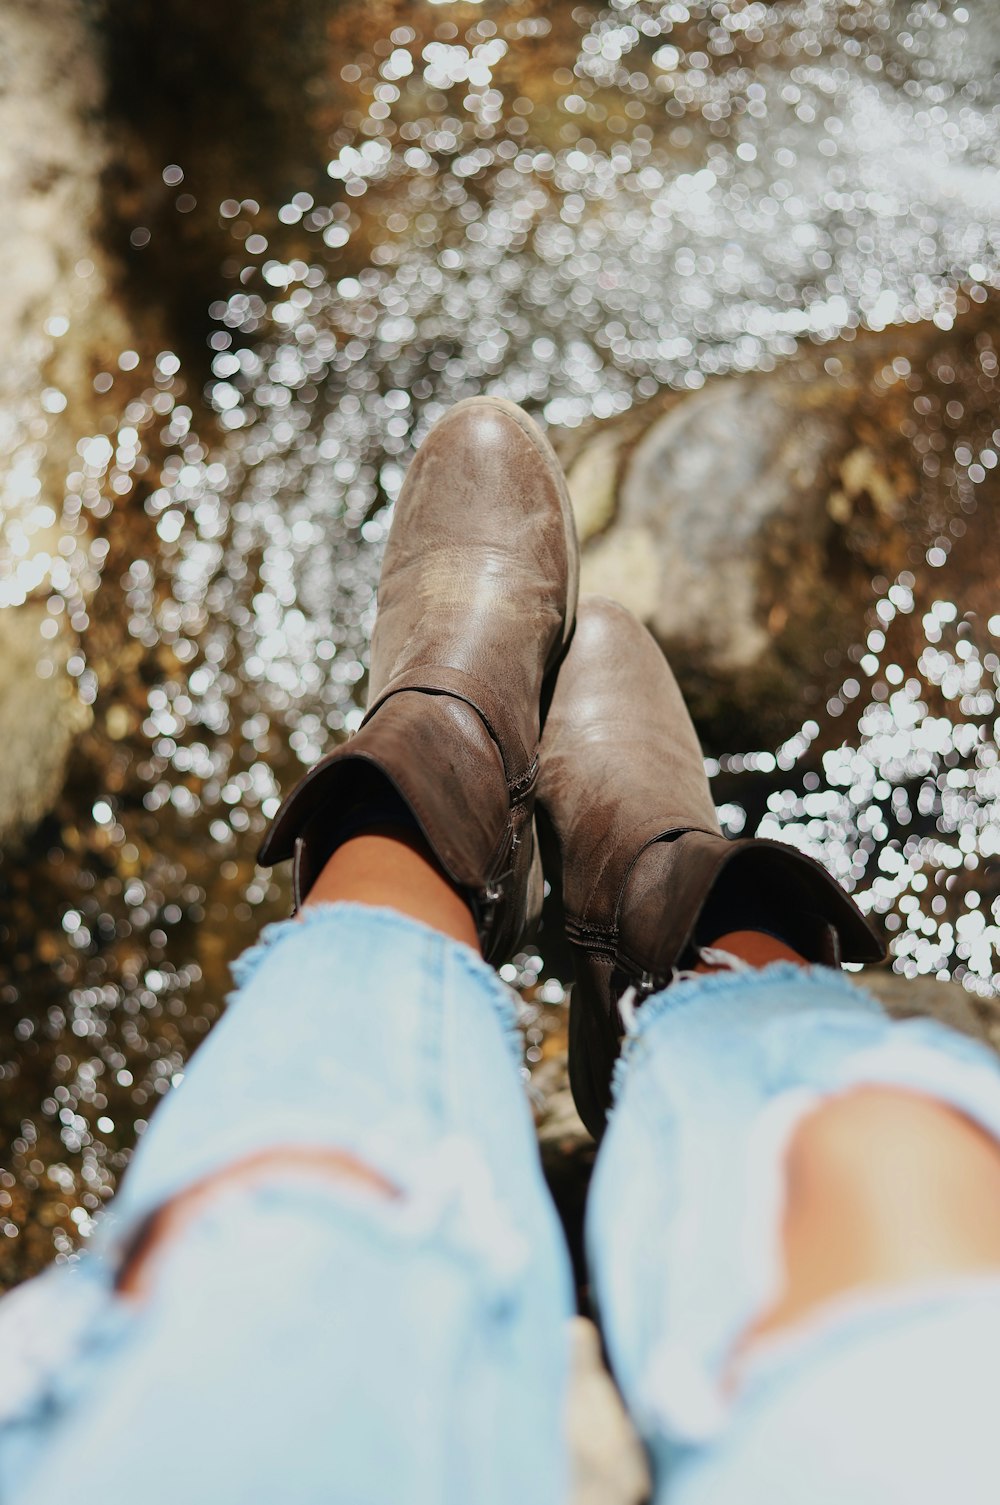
left=609, top=961, right=882, bottom=1106
left=226, top=901, right=524, bottom=1070
left=738, top=1269, right=1000, bottom=1409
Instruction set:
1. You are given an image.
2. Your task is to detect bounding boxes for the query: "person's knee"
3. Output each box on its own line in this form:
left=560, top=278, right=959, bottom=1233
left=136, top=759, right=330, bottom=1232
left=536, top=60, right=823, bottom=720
left=778, top=1086, right=1000, bottom=1305
left=117, top=1146, right=398, bottom=1300
left=738, top=1087, right=1000, bottom=1360
left=786, top=1086, right=1000, bottom=1211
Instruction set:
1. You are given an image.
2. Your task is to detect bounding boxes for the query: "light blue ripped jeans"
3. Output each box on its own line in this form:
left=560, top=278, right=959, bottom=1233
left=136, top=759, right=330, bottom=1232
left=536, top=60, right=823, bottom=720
left=3, top=903, right=1000, bottom=1504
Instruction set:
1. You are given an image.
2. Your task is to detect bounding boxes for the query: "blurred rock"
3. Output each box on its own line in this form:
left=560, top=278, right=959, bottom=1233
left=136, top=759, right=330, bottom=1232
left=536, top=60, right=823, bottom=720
left=567, top=1316, right=651, bottom=1505
left=862, top=969, right=993, bottom=1044
left=0, top=605, right=90, bottom=840
left=0, top=0, right=127, bottom=840
left=0, top=1, right=111, bottom=383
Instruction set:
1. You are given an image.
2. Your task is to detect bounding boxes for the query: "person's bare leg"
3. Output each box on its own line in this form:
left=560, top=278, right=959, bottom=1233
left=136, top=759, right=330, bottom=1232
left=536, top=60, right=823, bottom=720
left=697, top=931, right=1000, bottom=1362
left=304, top=826, right=480, bottom=953
left=117, top=1146, right=400, bottom=1301
left=121, top=829, right=479, bottom=1294
left=695, top=928, right=807, bottom=972
left=743, top=1086, right=1000, bottom=1350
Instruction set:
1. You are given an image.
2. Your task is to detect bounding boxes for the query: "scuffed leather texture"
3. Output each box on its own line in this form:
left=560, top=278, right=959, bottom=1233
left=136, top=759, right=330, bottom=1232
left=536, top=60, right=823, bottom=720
left=619, top=829, right=885, bottom=977
left=537, top=596, right=886, bottom=1138
left=259, top=397, right=579, bottom=964
left=367, top=396, right=577, bottom=756
left=537, top=596, right=722, bottom=922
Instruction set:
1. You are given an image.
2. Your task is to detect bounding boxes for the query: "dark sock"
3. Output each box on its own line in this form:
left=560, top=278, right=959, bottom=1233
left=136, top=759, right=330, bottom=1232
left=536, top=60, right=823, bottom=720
left=694, top=863, right=816, bottom=960
left=330, top=789, right=420, bottom=846
left=299, top=768, right=420, bottom=884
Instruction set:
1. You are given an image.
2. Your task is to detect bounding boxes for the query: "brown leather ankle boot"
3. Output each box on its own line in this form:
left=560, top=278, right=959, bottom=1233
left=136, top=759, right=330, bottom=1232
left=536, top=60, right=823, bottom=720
left=258, top=397, right=579, bottom=964
left=537, top=596, right=885, bottom=1137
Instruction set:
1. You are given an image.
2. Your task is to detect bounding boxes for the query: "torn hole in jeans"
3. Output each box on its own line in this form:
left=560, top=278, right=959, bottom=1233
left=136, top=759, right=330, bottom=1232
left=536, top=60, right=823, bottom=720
left=115, top=1146, right=400, bottom=1301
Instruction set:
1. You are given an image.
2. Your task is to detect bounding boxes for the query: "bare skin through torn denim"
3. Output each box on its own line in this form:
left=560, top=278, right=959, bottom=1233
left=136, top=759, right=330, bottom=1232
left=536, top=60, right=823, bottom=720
left=3, top=903, right=1000, bottom=1504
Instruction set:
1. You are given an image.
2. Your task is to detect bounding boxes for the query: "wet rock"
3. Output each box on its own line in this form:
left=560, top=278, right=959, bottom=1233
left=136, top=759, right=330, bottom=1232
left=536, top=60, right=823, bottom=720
left=557, top=314, right=986, bottom=747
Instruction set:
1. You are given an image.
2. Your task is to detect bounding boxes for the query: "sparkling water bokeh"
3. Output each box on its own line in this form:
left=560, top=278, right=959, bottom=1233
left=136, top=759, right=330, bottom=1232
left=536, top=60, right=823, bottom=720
left=2, top=0, right=999, bottom=1278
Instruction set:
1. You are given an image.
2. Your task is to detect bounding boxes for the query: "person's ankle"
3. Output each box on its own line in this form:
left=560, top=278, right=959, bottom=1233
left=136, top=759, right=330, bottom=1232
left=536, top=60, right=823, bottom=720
left=304, top=828, right=481, bottom=952
left=694, top=928, right=808, bottom=973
